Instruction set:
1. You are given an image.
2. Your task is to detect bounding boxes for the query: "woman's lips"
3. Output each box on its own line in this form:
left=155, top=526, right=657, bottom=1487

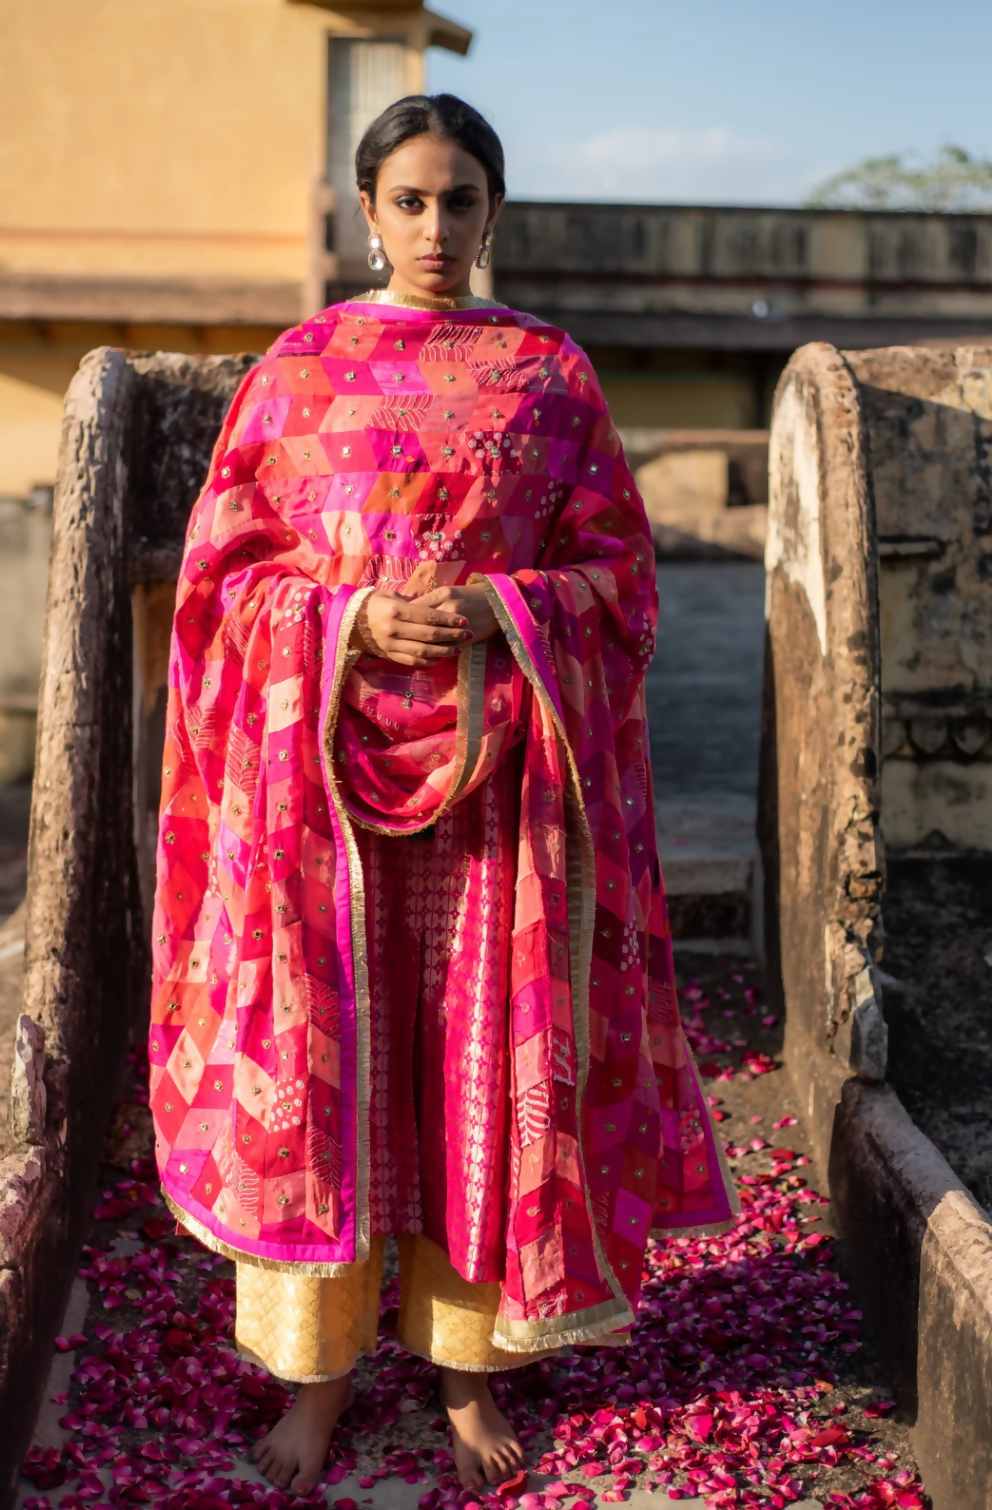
left=418, top=254, right=454, bottom=269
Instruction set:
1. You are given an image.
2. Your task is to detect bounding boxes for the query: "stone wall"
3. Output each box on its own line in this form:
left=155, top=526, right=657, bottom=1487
left=845, top=347, right=992, bottom=850
left=847, top=346, right=992, bottom=1219
left=0, top=348, right=254, bottom=1507
left=762, top=341, right=992, bottom=1510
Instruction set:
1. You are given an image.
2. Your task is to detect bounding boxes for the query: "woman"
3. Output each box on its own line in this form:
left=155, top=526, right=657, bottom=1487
left=150, top=93, right=737, bottom=1498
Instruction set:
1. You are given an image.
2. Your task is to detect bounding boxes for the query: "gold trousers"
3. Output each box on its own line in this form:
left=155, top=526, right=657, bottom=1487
left=235, top=1234, right=555, bottom=1383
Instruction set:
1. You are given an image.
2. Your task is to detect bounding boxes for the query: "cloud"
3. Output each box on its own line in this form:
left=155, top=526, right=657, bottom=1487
left=519, top=125, right=820, bottom=206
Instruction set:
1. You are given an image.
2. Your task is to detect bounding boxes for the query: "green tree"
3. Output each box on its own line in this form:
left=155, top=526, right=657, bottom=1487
left=807, top=145, right=992, bottom=212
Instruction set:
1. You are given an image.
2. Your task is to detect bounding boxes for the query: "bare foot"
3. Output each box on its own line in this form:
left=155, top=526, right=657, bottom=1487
left=251, top=1375, right=353, bottom=1494
left=439, top=1367, right=525, bottom=1490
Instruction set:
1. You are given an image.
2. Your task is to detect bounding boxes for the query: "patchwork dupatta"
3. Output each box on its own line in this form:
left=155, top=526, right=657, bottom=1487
left=150, top=293, right=738, bottom=1351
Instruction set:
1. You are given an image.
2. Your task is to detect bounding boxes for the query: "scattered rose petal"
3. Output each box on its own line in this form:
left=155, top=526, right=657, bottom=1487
left=14, top=997, right=925, bottom=1510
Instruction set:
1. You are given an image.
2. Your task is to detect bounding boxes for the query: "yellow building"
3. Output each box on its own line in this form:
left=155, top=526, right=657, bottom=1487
left=0, top=0, right=472, bottom=501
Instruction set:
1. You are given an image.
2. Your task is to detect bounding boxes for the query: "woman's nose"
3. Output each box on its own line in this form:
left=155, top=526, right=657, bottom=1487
left=424, top=205, right=447, bottom=244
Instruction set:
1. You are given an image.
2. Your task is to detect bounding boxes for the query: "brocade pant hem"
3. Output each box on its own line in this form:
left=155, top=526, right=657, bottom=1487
left=235, top=1233, right=558, bottom=1382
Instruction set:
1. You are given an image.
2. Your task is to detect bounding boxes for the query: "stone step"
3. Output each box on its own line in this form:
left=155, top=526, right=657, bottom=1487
left=655, top=797, right=758, bottom=946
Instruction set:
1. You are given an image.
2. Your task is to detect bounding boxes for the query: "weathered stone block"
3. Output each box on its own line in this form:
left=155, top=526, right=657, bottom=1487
left=9, top=1014, right=45, bottom=1146
left=764, top=340, right=992, bottom=1510
left=639, top=448, right=729, bottom=516
left=637, top=446, right=768, bottom=559
left=0, top=347, right=255, bottom=1504
left=0, top=1147, right=45, bottom=1266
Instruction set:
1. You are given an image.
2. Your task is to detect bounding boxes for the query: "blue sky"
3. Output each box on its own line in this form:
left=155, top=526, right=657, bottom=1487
left=427, top=0, right=992, bottom=205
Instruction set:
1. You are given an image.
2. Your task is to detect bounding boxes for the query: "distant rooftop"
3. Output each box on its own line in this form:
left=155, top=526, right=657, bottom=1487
left=493, top=200, right=992, bottom=351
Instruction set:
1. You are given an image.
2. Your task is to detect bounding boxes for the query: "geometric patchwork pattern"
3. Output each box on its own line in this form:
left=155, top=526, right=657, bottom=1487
left=150, top=293, right=737, bottom=1349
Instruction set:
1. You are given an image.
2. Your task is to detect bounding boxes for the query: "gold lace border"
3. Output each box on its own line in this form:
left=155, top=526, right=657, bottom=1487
left=320, top=586, right=378, bottom=1258
left=472, top=573, right=633, bottom=1338
left=493, top=1296, right=633, bottom=1353
left=162, top=1190, right=363, bottom=1276
left=350, top=289, right=503, bottom=312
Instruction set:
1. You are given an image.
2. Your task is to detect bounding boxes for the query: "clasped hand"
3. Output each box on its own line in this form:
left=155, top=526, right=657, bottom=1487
left=355, top=584, right=500, bottom=668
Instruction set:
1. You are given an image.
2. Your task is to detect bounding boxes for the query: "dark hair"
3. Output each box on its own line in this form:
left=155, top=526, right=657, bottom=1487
left=355, top=93, right=506, bottom=203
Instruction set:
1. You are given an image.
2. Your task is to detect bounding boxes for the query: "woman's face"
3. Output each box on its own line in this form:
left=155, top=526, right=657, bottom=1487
left=359, top=133, right=502, bottom=298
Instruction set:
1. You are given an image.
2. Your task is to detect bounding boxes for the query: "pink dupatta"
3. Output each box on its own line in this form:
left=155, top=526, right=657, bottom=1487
left=150, top=295, right=737, bottom=1352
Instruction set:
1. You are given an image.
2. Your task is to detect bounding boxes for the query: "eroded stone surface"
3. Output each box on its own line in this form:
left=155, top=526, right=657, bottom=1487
left=10, top=1012, right=45, bottom=1146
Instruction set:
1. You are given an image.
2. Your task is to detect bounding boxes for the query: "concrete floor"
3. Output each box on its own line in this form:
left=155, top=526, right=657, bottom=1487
left=645, top=562, right=766, bottom=805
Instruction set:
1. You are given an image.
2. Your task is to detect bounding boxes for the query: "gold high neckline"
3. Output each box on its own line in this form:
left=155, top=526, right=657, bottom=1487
left=353, top=289, right=502, bottom=312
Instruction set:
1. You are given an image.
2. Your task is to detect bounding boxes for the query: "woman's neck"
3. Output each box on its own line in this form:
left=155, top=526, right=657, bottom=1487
left=387, top=273, right=474, bottom=302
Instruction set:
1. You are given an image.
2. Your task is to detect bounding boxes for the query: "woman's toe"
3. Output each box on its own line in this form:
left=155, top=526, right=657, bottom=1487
left=294, top=1450, right=325, bottom=1494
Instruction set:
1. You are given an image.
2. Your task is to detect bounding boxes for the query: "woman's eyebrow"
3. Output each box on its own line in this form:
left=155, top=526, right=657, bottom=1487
left=386, top=183, right=481, bottom=195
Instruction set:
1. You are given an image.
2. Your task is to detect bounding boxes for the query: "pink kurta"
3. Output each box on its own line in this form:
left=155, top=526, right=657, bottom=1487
left=149, top=293, right=738, bottom=1355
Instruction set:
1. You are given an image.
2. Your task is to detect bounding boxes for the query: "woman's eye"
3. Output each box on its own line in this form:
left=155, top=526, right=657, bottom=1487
left=395, top=196, right=423, bottom=211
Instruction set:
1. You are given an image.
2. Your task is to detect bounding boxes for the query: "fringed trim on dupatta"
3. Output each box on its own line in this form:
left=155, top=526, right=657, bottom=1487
left=162, top=1191, right=367, bottom=1277
left=471, top=574, right=635, bottom=1352
left=491, top=1300, right=635, bottom=1354
left=652, top=1215, right=739, bottom=1241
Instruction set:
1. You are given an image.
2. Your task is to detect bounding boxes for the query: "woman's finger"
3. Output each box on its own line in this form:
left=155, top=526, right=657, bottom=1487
left=387, top=619, right=467, bottom=644
left=386, top=638, right=463, bottom=662
left=394, top=598, right=466, bottom=627
left=419, top=586, right=465, bottom=612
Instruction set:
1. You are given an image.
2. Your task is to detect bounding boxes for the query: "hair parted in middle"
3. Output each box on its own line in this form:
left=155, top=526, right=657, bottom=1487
left=355, top=93, right=506, bottom=204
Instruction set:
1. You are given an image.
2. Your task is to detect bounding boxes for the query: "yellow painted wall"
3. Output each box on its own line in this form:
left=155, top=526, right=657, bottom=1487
left=0, top=345, right=78, bottom=495
left=0, top=324, right=278, bottom=496
left=0, top=0, right=423, bottom=283
left=0, top=0, right=432, bottom=495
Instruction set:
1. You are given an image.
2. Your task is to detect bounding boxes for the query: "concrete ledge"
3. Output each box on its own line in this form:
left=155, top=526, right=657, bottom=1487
left=0, top=273, right=301, bottom=326
left=786, top=1026, right=992, bottom=1510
